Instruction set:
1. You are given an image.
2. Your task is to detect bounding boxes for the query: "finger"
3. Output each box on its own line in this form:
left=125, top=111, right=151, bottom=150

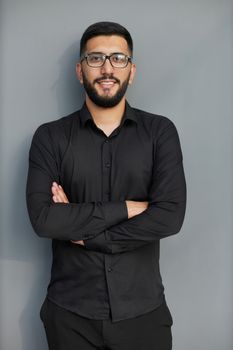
left=53, top=195, right=58, bottom=203
left=51, top=186, right=58, bottom=196
left=71, top=240, right=84, bottom=245
left=51, top=183, right=59, bottom=195
left=57, top=186, right=69, bottom=203
left=52, top=182, right=61, bottom=190
left=51, top=187, right=62, bottom=202
left=56, top=191, right=66, bottom=203
left=52, top=185, right=66, bottom=202
left=59, top=190, right=68, bottom=202
left=51, top=182, right=69, bottom=203
left=52, top=187, right=65, bottom=203
left=57, top=190, right=69, bottom=203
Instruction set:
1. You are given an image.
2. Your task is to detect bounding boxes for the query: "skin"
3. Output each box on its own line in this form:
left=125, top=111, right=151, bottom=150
left=76, top=35, right=136, bottom=131
left=51, top=35, right=149, bottom=245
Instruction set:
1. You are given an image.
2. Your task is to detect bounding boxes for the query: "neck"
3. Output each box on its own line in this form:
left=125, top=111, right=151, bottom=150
left=85, top=95, right=126, bottom=127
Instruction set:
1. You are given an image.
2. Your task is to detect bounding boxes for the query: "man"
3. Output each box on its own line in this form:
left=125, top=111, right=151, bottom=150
left=26, top=21, right=186, bottom=350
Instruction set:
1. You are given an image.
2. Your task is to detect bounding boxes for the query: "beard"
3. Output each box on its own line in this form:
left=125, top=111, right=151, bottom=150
left=82, top=71, right=131, bottom=108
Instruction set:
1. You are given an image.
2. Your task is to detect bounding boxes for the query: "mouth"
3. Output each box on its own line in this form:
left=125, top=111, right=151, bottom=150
left=97, top=79, right=117, bottom=89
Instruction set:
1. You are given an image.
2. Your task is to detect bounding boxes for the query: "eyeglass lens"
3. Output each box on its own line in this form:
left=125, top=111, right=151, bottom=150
left=87, top=53, right=129, bottom=67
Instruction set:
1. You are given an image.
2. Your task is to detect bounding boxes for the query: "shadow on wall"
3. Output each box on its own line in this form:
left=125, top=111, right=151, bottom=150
left=53, top=40, right=85, bottom=116
left=2, top=41, right=86, bottom=349
left=3, top=41, right=85, bottom=262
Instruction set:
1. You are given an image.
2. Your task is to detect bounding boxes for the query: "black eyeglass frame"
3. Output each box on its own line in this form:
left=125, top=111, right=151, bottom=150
left=80, top=52, right=133, bottom=68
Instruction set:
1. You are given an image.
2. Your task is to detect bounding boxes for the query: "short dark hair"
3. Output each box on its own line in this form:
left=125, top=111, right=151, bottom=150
left=80, top=21, right=133, bottom=58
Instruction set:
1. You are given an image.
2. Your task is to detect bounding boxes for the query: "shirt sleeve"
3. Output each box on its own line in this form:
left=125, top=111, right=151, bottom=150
left=26, top=124, right=128, bottom=241
left=83, top=119, right=187, bottom=254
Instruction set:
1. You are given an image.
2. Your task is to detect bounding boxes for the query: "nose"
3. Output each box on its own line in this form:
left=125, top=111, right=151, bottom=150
left=100, top=57, right=114, bottom=74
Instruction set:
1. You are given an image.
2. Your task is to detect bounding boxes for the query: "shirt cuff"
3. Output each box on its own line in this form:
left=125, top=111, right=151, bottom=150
left=102, top=201, right=128, bottom=227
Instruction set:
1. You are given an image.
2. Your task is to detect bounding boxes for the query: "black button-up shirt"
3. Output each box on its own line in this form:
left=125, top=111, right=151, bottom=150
left=26, top=100, right=186, bottom=322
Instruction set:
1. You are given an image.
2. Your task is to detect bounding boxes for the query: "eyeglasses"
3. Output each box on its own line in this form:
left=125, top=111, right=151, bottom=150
left=80, top=52, right=132, bottom=68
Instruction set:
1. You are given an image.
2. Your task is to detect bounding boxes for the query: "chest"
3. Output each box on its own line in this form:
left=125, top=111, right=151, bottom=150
left=59, top=122, right=155, bottom=201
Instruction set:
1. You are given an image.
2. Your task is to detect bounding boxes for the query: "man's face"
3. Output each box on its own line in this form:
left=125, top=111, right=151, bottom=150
left=76, top=35, right=136, bottom=107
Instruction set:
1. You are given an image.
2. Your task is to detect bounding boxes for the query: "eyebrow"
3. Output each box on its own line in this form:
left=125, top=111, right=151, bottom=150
left=86, top=51, right=126, bottom=55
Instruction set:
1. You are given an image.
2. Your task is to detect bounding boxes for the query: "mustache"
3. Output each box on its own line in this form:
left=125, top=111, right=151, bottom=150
left=94, top=75, right=120, bottom=84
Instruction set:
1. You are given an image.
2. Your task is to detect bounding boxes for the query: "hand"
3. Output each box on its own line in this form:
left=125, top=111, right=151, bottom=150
left=51, top=182, right=69, bottom=203
left=51, top=182, right=85, bottom=246
left=70, top=239, right=85, bottom=246
left=125, top=200, right=149, bottom=219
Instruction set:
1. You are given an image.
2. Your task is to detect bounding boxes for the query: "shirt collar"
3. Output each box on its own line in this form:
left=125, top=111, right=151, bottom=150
left=78, top=100, right=138, bottom=127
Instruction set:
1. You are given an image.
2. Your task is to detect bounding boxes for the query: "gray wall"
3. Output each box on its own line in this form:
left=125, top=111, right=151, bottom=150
left=1, top=1, right=232, bottom=349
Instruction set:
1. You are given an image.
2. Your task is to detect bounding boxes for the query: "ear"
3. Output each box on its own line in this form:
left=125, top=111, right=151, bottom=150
left=76, top=62, right=83, bottom=84
left=128, top=63, right=136, bottom=85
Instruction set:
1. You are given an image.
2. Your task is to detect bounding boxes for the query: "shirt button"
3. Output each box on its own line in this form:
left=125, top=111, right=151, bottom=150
left=108, top=267, right=113, bottom=272
left=105, top=139, right=109, bottom=143
left=105, top=162, right=111, bottom=168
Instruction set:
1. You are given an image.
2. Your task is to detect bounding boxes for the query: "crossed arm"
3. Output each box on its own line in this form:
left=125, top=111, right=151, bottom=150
left=51, top=181, right=149, bottom=246
left=26, top=119, right=186, bottom=254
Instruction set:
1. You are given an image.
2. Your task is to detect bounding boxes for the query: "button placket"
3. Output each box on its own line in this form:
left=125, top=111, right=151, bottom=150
left=102, top=138, right=113, bottom=282
left=102, top=137, right=111, bottom=201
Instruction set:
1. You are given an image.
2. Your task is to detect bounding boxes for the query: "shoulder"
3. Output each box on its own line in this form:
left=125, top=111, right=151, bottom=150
left=132, top=105, right=178, bottom=136
left=34, top=111, right=78, bottom=135
left=31, top=110, right=79, bottom=145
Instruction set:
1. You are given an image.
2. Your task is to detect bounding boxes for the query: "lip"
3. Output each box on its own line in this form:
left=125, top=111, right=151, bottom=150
left=97, top=80, right=117, bottom=88
left=97, top=80, right=116, bottom=84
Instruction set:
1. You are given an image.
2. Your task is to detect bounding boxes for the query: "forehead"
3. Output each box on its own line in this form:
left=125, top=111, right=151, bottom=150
left=85, top=35, right=129, bottom=54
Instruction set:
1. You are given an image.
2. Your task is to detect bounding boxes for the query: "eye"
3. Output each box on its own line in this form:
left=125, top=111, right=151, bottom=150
left=111, top=53, right=126, bottom=63
left=88, top=54, right=103, bottom=63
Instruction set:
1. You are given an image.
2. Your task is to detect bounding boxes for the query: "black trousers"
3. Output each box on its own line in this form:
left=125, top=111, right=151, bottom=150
left=40, top=297, right=173, bottom=350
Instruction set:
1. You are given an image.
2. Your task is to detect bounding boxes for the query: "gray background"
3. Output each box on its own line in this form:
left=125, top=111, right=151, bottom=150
left=1, top=0, right=232, bottom=349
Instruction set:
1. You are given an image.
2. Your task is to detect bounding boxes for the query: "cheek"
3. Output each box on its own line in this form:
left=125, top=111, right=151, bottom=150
left=84, top=69, right=100, bottom=84
left=115, top=70, right=130, bottom=84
